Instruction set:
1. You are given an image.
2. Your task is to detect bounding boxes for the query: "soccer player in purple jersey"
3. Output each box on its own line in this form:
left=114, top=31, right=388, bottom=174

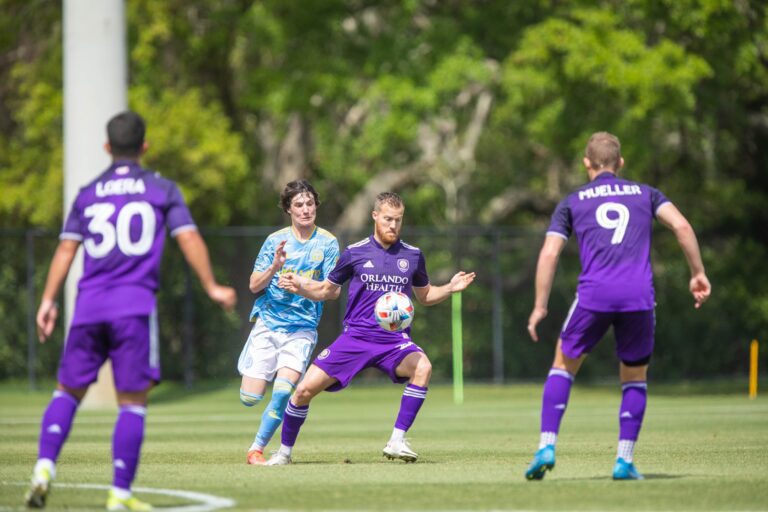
left=524, top=132, right=711, bottom=481
left=265, top=192, right=475, bottom=465
left=25, top=111, right=237, bottom=510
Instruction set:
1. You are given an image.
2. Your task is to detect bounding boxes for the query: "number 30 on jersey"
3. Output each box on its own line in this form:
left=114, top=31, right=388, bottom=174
left=83, top=201, right=156, bottom=258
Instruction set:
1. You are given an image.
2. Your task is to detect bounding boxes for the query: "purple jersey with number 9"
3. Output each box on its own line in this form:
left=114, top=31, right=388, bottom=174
left=61, top=161, right=196, bottom=325
left=546, top=172, right=670, bottom=312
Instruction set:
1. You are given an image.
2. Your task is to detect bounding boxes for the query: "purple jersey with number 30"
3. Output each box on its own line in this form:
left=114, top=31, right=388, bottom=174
left=61, top=161, right=196, bottom=326
left=328, top=236, right=429, bottom=343
left=547, top=172, right=670, bottom=312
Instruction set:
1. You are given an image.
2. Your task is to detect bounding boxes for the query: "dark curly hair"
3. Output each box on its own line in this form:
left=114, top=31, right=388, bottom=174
left=279, top=180, right=320, bottom=212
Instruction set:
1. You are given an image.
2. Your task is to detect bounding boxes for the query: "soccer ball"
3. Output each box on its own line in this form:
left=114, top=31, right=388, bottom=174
left=374, top=291, right=414, bottom=332
left=374, top=291, right=415, bottom=332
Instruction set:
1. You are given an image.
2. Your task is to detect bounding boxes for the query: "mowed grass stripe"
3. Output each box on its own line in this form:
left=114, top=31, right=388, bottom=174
left=1, top=383, right=766, bottom=511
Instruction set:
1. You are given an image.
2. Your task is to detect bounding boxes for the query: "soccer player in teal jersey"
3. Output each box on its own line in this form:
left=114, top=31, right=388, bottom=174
left=236, top=180, right=339, bottom=465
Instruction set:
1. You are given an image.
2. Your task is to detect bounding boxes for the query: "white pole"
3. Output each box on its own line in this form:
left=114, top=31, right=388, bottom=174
left=64, top=0, right=126, bottom=408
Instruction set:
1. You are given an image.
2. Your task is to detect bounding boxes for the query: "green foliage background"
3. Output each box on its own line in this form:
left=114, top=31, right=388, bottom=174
left=0, top=0, right=766, bottom=381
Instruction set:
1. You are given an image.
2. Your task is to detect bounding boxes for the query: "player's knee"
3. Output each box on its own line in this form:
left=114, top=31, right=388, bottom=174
left=57, top=384, right=87, bottom=402
left=415, top=357, right=432, bottom=382
left=239, top=389, right=264, bottom=407
left=291, top=384, right=315, bottom=405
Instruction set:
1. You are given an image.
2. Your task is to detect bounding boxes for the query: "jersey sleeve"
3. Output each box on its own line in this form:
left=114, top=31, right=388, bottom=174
left=60, top=195, right=84, bottom=241
left=412, top=252, right=430, bottom=288
left=253, top=236, right=276, bottom=273
left=546, top=197, right=572, bottom=239
left=327, top=247, right=353, bottom=286
left=320, top=238, right=341, bottom=280
left=649, top=187, right=671, bottom=217
left=166, top=183, right=197, bottom=237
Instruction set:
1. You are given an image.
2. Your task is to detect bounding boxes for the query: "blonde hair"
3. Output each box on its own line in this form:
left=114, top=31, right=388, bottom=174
left=585, top=132, right=621, bottom=170
left=374, top=192, right=404, bottom=211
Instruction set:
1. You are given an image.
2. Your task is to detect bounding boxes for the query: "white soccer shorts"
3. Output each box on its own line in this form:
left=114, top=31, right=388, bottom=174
left=237, top=318, right=318, bottom=381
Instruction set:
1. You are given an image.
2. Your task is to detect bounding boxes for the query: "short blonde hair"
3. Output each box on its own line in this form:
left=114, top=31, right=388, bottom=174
left=374, top=192, right=404, bottom=211
left=585, top=132, right=621, bottom=170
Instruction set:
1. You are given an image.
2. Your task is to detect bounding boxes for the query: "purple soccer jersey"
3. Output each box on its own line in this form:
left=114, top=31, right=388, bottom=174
left=328, top=236, right=429, bottom=343
left=547, top=172, right=670, bottom=312
left=61, top=160, right=196, bottom=325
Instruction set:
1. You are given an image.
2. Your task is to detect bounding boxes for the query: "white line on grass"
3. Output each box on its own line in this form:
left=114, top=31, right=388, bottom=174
left=2, top=482, right=235, bottom=511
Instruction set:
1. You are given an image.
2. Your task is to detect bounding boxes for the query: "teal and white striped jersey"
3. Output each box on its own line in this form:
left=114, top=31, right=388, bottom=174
left=249, top=226, right=340, bottom=332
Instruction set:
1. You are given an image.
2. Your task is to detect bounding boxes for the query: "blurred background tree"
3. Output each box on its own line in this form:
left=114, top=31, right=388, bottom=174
left=0, top=0, right=765, bottom=381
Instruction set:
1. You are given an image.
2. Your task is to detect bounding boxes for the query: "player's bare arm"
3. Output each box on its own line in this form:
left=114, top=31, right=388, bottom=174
left=656, top=203, right=711, bottom=308
left=36, top=239, right=80, bottom=343
left=412, top=271, right=476, bottom=306
left=175, top=229, right=237, bottom=311
left=527, top=235, right=567, bottom=342
left=249, top=239, right=287, bottom=293
left=278, top=273, right=341, bottom=301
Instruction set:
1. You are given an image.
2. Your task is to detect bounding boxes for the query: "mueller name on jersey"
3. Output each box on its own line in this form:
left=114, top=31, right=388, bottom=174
left=96, top=178, right=146, bottom=197
left=360, top=273, right=409, bottom=292
left=578, top=183, right=641, bottom=201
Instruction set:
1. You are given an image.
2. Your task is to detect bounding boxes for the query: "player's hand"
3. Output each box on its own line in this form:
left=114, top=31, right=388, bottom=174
left=36, top=299, right=58, bottom=343
left=278, top=272, right=301, bottom=293
left=208, top=285, right=237, bottom=312
left=449, top=271, right=476, bottom=293
left=689, top=273, right=711, bottom=309
left=527, top=306, right=548, bottom=342
left=272, top=240, right=288, bottom=272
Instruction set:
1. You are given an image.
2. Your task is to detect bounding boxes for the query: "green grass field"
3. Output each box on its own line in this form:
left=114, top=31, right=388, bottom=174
left=1, top=381, right=767, bottom=511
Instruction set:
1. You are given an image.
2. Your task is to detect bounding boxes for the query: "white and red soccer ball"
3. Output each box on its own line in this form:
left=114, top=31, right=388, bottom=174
left=374, top=291, right=415, bottom=332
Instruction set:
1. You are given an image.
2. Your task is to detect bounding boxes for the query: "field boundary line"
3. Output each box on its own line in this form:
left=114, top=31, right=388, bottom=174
left=2, top=482, right=235, bottom=511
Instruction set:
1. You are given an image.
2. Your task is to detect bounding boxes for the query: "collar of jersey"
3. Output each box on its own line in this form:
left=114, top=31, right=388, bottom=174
left=370, top=235, right=401, bottom=252
left=290, top=225, right=317, bottom=244
left=593, top=171, right=618, bottom=181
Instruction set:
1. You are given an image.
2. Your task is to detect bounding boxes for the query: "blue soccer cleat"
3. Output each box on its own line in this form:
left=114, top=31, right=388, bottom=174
left=525, top=445, right=555, bottom=480
left=612, top=457, right=644, bottom=480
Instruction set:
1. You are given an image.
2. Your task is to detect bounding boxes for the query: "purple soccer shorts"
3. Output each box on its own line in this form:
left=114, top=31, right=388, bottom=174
left=560, top=303, right=655, bottom=364
left=57, top=315, right=160, bottom=392
left=313, top=331, right=424, bottom=391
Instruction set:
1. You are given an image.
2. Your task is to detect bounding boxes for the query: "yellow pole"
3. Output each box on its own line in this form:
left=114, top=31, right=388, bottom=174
left=749, top=339, right=758, bottom=400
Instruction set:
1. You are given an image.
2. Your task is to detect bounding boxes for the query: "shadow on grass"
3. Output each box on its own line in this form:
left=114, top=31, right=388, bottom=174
left=556, top=473, right=685, bottom=481
left=642, top=473, right=686, bottom=480
left=150, top=380, right=232, bottom=404
left=286, top=459, right=438, bottom=465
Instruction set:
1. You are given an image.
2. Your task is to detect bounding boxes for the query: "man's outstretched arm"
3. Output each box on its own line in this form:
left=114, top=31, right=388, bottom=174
left=278, top=273, right=341, bottom=301
left=527, top=235, right=567, bottom=342
left=411, top=271, right=476, bottom=306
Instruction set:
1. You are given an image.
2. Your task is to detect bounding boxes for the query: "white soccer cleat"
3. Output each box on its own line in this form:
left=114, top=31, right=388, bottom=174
left=383, top=438, right=418, bottom=463
left=264, top=451, right=292, bottom=466
left=24, top=466, right=52, bottom=509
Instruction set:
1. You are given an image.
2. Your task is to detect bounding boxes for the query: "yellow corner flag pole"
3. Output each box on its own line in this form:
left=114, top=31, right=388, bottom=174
left=452, top=292, right=464, bottom=405
left=749, top=339, right=758, bottom=400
